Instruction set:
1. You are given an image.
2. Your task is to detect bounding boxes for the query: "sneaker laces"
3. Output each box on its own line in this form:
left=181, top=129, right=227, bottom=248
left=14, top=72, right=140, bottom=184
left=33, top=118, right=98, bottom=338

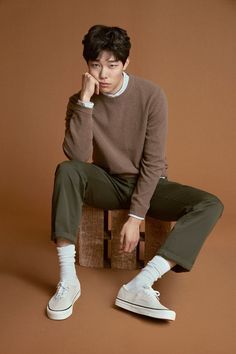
left=142, top=285, right=160, bottom=299
left=55, top=281, right=69, bottom=299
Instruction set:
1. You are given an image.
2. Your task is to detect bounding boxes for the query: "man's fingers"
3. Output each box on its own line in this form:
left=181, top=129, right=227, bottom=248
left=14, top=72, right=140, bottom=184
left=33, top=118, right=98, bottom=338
left=95, top=81, right=100, bottom=95
left=120, top=237, right=139, bottom=253
left=82, top=72, right=100, bottom=96
left=129, top=239, right=139, bottom=253
left=120, top=232, right=125, bottom=250
left=123, top=241, right=136, bottom=253
left=119, top=221, right=140, bottom=253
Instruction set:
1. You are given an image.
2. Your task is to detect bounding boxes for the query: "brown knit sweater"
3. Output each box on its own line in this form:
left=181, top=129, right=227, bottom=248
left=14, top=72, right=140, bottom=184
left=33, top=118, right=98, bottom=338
left=63, top=74, right=168, bottom=218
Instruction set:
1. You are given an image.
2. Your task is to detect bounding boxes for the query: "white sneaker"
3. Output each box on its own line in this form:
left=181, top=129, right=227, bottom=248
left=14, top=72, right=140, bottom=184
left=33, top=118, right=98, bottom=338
left=47, top=278, right=81, bottom=320
left=115, top=285, right=176, bottom=321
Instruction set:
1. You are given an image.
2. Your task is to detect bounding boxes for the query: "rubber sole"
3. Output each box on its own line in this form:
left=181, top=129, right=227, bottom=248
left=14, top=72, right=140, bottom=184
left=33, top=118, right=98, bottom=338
left=115, top=298, right=176, bottom=321
left=47, top=289, right=81, bottom=320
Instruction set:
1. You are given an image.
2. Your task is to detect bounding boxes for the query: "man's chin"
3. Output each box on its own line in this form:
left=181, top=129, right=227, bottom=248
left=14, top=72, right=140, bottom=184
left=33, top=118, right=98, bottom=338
left=100, top=86, right=114, bottom=94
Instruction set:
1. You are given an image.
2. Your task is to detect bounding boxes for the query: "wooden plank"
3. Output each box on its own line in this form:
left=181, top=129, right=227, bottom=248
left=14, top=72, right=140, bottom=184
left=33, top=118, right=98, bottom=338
left=77, top=205, right=104, bottom=267
left=111, top=210, right=138, bottom=270
left=144, top=217, right=171, bottom=264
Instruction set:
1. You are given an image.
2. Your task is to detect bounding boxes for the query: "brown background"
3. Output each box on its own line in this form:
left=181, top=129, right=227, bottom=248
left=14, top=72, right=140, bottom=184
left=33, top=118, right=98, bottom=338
left=0, top=0, right=235, bottom=354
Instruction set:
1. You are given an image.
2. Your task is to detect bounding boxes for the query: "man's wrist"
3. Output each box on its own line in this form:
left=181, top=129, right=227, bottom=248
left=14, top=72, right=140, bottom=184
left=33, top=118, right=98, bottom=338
left=128, top=213, right=144, bottom=221
left=80, top=92, right=91, bottom=102
left=77, top=99, right=94, bottom=108
left=127, top=215, right=143, bottom=226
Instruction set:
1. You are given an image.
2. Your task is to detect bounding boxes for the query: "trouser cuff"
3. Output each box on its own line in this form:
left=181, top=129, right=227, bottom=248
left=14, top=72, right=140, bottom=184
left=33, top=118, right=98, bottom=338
left=51, top=231, right=77, bottom=245
left=156, top=249, right=193, bottom=273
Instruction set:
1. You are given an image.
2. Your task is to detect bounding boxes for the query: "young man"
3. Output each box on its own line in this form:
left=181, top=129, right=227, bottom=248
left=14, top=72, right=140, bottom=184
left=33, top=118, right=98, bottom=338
left=47, top=25, right=224, bottom=321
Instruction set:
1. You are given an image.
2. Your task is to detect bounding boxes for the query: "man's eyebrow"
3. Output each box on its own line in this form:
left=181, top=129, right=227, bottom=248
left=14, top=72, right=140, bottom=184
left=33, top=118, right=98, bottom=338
left=94, top=58, right=119, bottom=62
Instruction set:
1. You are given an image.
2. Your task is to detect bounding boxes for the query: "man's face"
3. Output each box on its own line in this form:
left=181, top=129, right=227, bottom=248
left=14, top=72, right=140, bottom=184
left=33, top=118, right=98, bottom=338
left=88, top=50, right=129, bottom=94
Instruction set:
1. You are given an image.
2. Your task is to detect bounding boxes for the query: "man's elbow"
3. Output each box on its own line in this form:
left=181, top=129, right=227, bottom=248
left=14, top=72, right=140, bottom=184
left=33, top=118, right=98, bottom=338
left=62, top=142, right=93, bottom=162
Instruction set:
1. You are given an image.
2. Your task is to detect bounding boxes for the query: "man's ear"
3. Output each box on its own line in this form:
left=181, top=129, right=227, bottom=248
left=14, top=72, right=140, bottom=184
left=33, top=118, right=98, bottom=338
left=123, top=57, right=130, bottom=71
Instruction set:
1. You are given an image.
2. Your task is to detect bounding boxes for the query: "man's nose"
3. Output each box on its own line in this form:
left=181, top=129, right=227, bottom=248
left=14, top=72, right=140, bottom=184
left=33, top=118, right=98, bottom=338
left=99, top=67, right=108, bottom=79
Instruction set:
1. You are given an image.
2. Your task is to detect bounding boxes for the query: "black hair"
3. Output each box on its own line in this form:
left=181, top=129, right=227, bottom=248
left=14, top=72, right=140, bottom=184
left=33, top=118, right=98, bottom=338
left=82, top=25, right=131, bottom=65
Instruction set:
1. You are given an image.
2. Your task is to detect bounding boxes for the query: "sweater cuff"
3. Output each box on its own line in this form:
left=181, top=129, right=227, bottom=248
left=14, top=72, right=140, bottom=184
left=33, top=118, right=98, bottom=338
left=77, top=99, right=94, bottom=109
left=128, top=213, right=145, bottom=221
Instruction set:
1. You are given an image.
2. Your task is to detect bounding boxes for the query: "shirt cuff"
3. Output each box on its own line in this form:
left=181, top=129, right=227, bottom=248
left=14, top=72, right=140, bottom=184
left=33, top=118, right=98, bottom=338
left=77, top=99, right=94, bottom=109
left=128, top=213, right=145, bottom=221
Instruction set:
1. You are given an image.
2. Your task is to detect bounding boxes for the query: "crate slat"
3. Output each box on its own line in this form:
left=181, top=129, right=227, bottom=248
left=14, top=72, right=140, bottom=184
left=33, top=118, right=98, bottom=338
left=77, top=205, right=104, bottom=267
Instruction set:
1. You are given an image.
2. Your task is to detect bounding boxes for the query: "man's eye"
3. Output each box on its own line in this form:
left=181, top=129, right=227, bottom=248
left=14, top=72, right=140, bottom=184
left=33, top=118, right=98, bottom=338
left=91, top=63, right=99, bottom=68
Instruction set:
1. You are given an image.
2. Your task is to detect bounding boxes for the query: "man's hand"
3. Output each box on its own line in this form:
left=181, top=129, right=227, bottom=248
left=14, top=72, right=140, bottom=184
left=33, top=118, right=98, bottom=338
left=120, top=216, right=142, bottom=253
left=80, top=72, right=100, bottom=102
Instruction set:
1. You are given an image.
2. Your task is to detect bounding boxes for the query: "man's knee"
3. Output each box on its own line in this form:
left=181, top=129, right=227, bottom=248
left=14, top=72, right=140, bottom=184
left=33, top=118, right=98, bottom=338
left=55, top=160, right=73, bottom=178
left=210, top=195, right=224, bottom=217
left=200, top=192, right=224, bottom=219
left=55, top=160, right=88, bottom=178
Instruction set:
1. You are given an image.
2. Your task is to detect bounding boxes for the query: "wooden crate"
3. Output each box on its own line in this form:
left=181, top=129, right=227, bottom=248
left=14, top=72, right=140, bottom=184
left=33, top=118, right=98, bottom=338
left=77, top=205, right=171, bottom=270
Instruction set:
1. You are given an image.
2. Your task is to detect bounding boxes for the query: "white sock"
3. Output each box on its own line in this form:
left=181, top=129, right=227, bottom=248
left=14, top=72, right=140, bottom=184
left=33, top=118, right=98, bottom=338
left=57, top=244, right=78, bottom=283
left=125, top=255, right=171, bottom=290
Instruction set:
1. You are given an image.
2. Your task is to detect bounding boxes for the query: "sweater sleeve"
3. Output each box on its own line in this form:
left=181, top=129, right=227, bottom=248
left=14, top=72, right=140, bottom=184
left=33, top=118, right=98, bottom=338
left=129, top=88, right=168, bottom=218
left=62, top=93, right=93, bottom=161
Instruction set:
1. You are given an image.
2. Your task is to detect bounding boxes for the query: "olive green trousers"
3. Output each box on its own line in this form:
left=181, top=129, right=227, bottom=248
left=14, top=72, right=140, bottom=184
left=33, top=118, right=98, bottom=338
left=51, top=160, right=224, bottom=272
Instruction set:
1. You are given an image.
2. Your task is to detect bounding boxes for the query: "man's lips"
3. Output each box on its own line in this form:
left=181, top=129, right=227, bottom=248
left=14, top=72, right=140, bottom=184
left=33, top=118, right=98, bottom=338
left=99, top=82, right=110, bottom=86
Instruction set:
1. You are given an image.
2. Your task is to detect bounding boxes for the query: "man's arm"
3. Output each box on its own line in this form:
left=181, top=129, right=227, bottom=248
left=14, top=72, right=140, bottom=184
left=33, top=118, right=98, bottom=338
left=129, top=87, right=168, bottom=218
left=120, top=87, right=168, bottom=253
left=63, top=73, right=100, bottom=161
